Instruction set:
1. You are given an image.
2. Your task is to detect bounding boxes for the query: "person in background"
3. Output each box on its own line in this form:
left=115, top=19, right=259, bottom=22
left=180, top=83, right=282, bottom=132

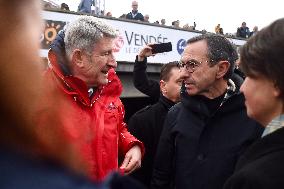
left=106, top=11, right=113, bottom=17
left=234, top=59, right=246, bottom=80
left=126, top=1, right=144, bottom=21
left=215, top=24, right=221, bottom=33
left=151, top=34, right=264, bottom=189
left=128, top=47, right=182, bottom=188
left=0, top=1, right=145, bottom=189
left=132, top=45, right=161, bottom=102
left=250, top=25, right=258, bottom=36
left=219, top=27, right=224, bottom=35
left=119, top=14, right=127, bottom=19
left=173, top=20, right=180, bottom=28
left=237, top=22, right=250, bottom=38
left=183, top=23, right=191, bottom=30
left=160, top=19, right=166, bottom=26
left=193, top=21, right=197, bottom=30
left=42, top=15, right=144, bottom=181
left=144, top=14, right=150, bottom=23
left=133, top=42, right=244, bottom=103
left=223, top=18, right=284, bottom=189
left=77, top=0, right=92, bottom=14
left=61, top=3, right=70, bottom=11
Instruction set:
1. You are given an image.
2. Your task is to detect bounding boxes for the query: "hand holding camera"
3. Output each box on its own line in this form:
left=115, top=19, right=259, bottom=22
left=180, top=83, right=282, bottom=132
left=138, top=42, right=172, bottom=61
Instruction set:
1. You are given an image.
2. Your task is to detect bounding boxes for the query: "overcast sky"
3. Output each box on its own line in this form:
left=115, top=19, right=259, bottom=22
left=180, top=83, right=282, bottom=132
left=55, top=0, right=283, bottom=34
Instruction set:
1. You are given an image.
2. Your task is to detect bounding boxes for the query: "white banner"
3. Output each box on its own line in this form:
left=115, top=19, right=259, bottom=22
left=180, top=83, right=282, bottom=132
left=41, top=10, right=246, bottom=64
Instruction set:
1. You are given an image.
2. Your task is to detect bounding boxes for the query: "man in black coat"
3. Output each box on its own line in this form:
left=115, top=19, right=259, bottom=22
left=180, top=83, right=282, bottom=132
left=133, top=47, right=245, bottom=102
left=125, top=1, right=144, bottom=21
left=128, top=61, right=182, bottom=188
left=223, top=18, right=284, bottom=189
left=151, top=34, right=264, bottom=189
left=133, top=54, right=160, bottom=102
left=236, top=22, right=250, bottom=38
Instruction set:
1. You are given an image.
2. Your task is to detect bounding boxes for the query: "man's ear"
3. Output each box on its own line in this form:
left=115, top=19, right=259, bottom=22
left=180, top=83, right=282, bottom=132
left=71, top=49, right=84, bottom=68
left=273, top=84, right=281, bottom=98
left=160, top=80, right=167, bottom=95
left=216, top=61, right=230, bottom=79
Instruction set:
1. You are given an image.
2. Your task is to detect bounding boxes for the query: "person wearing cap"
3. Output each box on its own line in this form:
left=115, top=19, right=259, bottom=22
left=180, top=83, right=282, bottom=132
left=43, top=15, right=144, bottom=181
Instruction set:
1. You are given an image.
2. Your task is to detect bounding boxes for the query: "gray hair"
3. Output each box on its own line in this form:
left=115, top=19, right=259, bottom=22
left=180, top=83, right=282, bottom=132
left=187, top=33, right=238, bottom=80
left=64, top=15, right=118, bottom=58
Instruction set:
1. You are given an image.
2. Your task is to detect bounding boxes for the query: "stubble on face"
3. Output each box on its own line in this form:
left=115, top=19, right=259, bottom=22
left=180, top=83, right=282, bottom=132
left=79, top=38, right=115, bottom=88
left=181, top=40, right=217, bottom=97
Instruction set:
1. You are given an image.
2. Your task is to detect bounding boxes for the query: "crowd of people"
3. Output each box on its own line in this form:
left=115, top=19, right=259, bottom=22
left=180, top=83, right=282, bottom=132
left=2, top=1, right=284, bottom=189
left=1, top=1, right=144, bottom=189
left=43, top=0, right=258, bottom=38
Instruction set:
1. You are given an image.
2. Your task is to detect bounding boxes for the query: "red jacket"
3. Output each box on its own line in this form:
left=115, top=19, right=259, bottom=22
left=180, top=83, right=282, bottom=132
left=39, top=53, right=144, bottom=181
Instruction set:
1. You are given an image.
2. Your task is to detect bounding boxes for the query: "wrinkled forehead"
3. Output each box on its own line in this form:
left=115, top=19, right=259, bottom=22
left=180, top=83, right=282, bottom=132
left=181, top=41, right=208, bottom=61
left=91, top=37, right=115, bottom=52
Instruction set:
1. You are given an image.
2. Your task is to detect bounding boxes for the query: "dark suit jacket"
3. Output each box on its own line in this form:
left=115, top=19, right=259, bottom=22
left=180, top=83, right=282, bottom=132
left=224, top=126, right=284, bottom=189
left=128, top=95, right=175, bottom=188
left=126, top=11, right=144, bottom=21
left=151, top=86, right=264, bottom=189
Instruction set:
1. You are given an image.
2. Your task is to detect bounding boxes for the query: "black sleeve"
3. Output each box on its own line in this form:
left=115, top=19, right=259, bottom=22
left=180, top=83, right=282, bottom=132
left=127, top=112, right=144, bottom=141
left=223, top=171, right=257, bottom=189
left=106, top=172, right=146, bottom=189
left=133, top=55, right=160, bottom=101
left=252, top=122, right=264, bottom=139
left=151, top=108, right=177, bottom=189
left=139, top=13, right=144, bottom=21
left=126, top=13, right=132, bottom=19
left=231, top=72, right=243, bottom=91
left=234, top=68, right=246, bottom=80
left=236, top=28, right=241, bottom=37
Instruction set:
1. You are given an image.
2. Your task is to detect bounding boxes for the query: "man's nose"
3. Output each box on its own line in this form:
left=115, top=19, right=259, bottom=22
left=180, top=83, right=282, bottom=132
left=179, top=67, right=191, bottom=80
left=107, top=57, right=117, bottom=68
left=107, top=52, right=117, bottom=68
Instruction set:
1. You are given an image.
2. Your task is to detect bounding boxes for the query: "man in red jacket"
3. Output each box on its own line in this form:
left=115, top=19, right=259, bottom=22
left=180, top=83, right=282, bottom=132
left=41, top=15, right=144, bottom=181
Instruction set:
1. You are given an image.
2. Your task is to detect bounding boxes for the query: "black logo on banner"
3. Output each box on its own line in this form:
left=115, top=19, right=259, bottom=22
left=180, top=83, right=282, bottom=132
left=41, top=20, right=66, bottom=49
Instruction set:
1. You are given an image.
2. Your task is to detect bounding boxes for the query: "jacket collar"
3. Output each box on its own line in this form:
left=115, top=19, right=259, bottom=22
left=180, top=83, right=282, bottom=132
left=159, top=95, right=176, bottom=111
left=180, top=79, right=240, bottom=117
left=237, top=124, right=284, bottom=168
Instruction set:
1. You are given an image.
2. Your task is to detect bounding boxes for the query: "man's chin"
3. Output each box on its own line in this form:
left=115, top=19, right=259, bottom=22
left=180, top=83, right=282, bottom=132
left=100, top=79, right=108, bottom=86
left=91, top=78, right=108, bottom=87
left=186, top=88, right=197, bottom=96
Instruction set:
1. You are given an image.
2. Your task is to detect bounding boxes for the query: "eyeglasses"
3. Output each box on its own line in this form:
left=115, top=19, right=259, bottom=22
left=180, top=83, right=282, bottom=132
left=178, top=59, right=211, bottom=72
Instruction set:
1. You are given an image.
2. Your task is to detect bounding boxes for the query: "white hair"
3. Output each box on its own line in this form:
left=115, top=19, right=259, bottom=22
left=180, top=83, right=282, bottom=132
left=64, top=15, right=118, bottom=58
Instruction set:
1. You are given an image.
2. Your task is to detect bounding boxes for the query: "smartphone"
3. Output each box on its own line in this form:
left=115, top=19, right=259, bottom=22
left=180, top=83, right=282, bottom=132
left=150, top=42, right=172, bottom=54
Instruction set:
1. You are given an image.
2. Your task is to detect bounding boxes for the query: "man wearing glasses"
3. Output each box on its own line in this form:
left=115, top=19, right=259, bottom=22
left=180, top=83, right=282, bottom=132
left=151, top=34, right=264, bottom=189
